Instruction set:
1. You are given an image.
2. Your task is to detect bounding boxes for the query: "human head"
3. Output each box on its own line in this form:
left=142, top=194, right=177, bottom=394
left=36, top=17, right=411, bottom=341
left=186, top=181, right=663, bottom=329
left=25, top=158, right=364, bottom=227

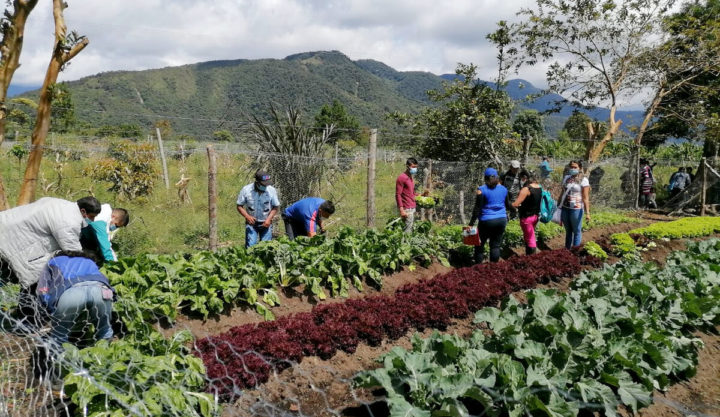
left=484, top=167, right=500, bottom=187
left=55, top=249, right=102, bottom=267
left=77, top=196, right=101, bottom=221
left=568, top=160, right=582, bottom=176
left=519, top=169, right=532, bottom=185
left=406, top=158, right=418, bottom=175
left=111, top=208, right=130, bottom=228
left=686, top=167, right=693, bottom=174
left=542, top=156, right=549, bottom=161
left=254, top=170, right=273, bottom=188
left=319, top=200, right=335, bottom=218
left=678, top=166, right=686, bottom=172
left=509, top=160, right=521, bottom=173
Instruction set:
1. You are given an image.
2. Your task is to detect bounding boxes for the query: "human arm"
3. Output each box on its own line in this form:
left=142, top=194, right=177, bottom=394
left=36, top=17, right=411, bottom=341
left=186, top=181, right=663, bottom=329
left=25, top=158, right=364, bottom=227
left=262, top=207, right=278, bottom=228
left=91, top=221, right=116, bottom=262
left=307, top=210, right=319, bottom=238
left=582, top=184, right=591, bottom=221
left=236, top=205, right=257, bottom=225
left=396, top=176, right=407, bottom=218
left=511, top=187, right=529, bottom=208
left=469, top=190, right=483, bottom=226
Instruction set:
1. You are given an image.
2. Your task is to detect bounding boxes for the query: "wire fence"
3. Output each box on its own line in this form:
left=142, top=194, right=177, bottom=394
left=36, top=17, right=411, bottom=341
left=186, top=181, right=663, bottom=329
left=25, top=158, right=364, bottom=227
left=0, top=135, right=714, bottom=417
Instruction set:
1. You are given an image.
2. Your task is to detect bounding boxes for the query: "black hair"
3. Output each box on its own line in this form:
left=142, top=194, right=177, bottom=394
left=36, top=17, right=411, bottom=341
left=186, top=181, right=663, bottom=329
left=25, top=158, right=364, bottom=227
left=319, top=200, right=335, bottom=215
left=54, top=250, right=102, bottom=267
left=686, top=167, right=693, bottom=173
left=679, top=167, right=686, bottom=172
left=76, top=196, right=101, bottom=216
left=113, top=208, right=130, bottom=227
left=522, top=171, right=538, bottom=187
left=484, top=175, right=500, bottom=188
left=406, top=157, right=418, bottom=166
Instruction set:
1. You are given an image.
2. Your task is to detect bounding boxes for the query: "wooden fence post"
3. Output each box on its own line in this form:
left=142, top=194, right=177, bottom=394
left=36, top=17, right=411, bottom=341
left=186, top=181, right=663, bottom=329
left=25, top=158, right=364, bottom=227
left=155, top=127, right=170, bottom=190
left=459, top=190, right=466, bottom=224
left=207, top=145, right=218, bottom=251
left=366, top=128, right=377, bottom=228
left=701, top=157, right=708, bottom=216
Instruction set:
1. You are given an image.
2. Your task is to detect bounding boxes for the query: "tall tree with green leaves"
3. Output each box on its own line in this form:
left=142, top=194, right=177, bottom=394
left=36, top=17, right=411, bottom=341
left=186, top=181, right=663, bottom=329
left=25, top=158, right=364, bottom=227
left=494, top=0, right=675, bottom=165
left=512, top=110, right=544, bottom=164
left=49, top=82, right=75, bottom=133
left=389, top=63, right=513, bottom=163
left=314, top=100, right=361, bottom=143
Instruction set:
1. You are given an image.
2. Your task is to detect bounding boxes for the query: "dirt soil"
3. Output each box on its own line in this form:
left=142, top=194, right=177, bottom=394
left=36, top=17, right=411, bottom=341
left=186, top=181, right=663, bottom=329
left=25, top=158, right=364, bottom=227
left=220, top=230, right=720, bottom=417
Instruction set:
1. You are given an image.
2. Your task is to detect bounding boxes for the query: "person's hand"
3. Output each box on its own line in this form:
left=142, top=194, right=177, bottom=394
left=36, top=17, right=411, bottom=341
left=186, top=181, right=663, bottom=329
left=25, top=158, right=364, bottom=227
left=421, top=189, right=430, bottom=197
left=585, top=213, right=591, bottom=222
left=400, top=209, right=408, bottom=219
left=261, top=219, right=272, bottom=228
left=245, top=215, right=257, bottom=225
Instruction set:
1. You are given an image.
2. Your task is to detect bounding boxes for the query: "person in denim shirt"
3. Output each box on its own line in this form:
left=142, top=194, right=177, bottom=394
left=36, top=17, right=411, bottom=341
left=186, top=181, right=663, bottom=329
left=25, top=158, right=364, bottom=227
left=236, top=170, right=280, bottom=247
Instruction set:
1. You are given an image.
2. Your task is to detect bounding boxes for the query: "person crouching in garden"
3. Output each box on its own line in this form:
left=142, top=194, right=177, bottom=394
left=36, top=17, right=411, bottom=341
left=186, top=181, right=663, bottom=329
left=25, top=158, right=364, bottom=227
left=512, top=171, right=542, bottom=255
left=468, top=168, right=511, bottom=264
left=36, top=250, right=116, bottom=348
left=559, top=160, right=591, bottom=249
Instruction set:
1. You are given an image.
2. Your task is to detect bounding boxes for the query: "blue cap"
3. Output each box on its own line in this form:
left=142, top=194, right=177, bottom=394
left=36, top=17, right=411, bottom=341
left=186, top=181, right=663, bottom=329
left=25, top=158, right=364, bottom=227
left=484, top=167, right=498, bottom=177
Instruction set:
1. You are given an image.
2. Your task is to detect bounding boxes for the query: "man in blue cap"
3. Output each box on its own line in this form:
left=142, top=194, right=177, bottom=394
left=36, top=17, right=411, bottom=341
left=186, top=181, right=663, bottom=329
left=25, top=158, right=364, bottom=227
left=236, top=170, right=281, bottom=247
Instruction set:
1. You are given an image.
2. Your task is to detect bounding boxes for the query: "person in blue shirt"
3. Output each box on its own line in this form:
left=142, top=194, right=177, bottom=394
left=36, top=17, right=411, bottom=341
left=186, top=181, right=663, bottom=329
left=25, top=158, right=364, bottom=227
left=80, top=207, right=130, bottom=263
left=237, top=170, right=281, bottom=247
left=539, top=156, right=553, bottom=180
left=282, top=198, right=335, bottom=239
left=36, top=250, right=115, bottom=348
left=468, top=167, right=512, bottom=264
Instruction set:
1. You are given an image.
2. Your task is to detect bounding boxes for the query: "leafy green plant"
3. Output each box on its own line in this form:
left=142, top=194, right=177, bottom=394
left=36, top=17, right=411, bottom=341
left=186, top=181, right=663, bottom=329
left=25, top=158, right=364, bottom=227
left=610, top=232, right=637, bottom=255
left=583, top=241, right=607, bottom=260
left=61, top=331, right=216, bottom=417
left=630, top=217, right=720, bottom=239
left=84, top=140, right=159, bottom=200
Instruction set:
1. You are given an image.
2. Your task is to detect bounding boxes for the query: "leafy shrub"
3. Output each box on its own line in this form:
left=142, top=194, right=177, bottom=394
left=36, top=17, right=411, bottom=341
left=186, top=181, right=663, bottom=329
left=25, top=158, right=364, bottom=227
left=84, top=141, right=159, bottom=200
left=630, top=217, right=720, bottom=239
left=610, top=232, right=636, bottom=255
left=583, top=241, right=608, bottom=260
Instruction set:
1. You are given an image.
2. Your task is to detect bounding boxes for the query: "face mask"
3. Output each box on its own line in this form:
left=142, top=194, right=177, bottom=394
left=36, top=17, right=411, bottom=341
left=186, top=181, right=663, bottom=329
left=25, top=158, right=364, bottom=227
left=409, top=167, right=418, bottom=175
left=321, top=216, right=329, bottom=222
left=568, top=169, right=579, bottom=176
left=109, top=224, right=118, bottom=232
left=257, top=184, right=267, bottom=191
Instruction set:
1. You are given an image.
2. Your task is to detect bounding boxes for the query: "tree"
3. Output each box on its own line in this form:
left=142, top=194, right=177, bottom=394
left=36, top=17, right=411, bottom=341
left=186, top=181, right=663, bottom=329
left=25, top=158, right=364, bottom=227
left=212, top=130, right=233, bottom=142
left=49, top=82, right=75, bottom=132
left=0, top=0, right=39, bottom=210
left=17, top=0, right=88, bottom=205
left=84, top=141, right=158, bottom=201
left=246, top=103, right=335, bottom=205
left=313, top=100, right=361, bottom=143
left=389, top=63, right=513, bottom=163
left=496, top=0, right=675, bottom=165
left=512, top=110, right=544, bottom=164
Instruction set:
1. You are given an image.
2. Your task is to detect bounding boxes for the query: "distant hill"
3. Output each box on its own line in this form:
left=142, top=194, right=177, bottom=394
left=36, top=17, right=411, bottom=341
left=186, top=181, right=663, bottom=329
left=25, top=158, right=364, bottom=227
left=15, top=50, right=643, bottom=139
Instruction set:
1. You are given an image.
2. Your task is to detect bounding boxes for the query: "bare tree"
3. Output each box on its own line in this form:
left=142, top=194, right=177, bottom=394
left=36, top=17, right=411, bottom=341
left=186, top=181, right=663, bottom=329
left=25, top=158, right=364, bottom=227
left=0, top=0, right=39, bottom=210
left=16, top=0, right=87, bottom=205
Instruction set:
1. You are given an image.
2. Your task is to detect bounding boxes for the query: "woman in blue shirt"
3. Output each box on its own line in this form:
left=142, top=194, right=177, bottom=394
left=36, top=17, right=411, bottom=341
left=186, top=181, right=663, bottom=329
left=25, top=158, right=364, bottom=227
left=468, top=167, right=512, bottom=264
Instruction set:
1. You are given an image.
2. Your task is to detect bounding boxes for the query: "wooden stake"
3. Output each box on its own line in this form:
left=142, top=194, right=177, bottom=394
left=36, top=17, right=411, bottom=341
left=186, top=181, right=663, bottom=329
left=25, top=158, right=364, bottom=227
left=366, top=128, right=377, bottom=228
left=701, top=157, right=707, bottom=216
left=207, top=145, right=218, bottom=251
left=156, top=127, right=170, bottom=190
left=459, top=190, right=466, bottom=224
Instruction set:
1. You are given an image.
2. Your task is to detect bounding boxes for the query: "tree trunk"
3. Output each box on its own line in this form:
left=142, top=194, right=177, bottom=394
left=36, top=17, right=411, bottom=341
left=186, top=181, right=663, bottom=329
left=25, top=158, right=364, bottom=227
left=584, top=106, right=623, bottom=165
left=16, top=0, right=87, bottom=205
left=521, top=135, right=532, bottom=166
left=0, top=0, right=39, bottom=210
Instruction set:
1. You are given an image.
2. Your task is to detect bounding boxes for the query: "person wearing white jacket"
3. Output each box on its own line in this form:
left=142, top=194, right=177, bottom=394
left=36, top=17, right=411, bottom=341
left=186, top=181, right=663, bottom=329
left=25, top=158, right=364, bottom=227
left=0, top=196, right=101, bottom=288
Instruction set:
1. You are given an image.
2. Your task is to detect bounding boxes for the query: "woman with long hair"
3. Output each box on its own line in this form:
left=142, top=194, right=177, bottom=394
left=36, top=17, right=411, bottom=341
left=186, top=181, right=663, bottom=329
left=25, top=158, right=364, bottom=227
left=558, top=160, right=591, bottom=249
left=512, top=170, right=542, bottom=255
left=468, top=167, right=511, bottom=263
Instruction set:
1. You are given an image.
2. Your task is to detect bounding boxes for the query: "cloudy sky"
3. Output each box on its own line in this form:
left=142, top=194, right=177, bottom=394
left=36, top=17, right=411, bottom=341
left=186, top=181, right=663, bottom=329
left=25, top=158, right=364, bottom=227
left=11, top=0, right=541, bottom=88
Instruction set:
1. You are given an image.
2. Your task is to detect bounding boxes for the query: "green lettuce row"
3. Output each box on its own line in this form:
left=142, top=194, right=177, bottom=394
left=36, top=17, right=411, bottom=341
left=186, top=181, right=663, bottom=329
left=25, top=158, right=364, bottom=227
left=629, top=216, right=720, bottom=239
left=355, top=239, right=720, bottom=417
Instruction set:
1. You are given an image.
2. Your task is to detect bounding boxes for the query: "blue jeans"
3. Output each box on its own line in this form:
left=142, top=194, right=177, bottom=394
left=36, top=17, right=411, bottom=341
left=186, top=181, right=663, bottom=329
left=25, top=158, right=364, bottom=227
left=245, top=224, right=272, bottom=247
left=561, top=208, right=584, bottom=249
left=51, top=282, right=113, bottom=345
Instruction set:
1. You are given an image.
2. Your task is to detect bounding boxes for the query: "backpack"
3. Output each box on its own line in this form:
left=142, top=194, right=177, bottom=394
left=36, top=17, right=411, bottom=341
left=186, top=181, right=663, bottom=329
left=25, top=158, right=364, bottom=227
left=539, top=188, right=556, bottom=223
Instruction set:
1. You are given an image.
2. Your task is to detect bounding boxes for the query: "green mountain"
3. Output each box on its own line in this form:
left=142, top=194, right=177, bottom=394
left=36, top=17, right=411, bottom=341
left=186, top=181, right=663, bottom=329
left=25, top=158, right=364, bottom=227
left=22, top=50, right=642, bottom=140
left=59, top=50, right=441, bottom=139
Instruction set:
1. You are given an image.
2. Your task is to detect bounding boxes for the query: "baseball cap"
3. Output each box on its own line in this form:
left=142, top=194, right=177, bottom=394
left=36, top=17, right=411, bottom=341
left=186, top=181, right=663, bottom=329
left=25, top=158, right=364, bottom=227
left=510, top=160, right=521, bottom=169
left=254, top=170, right=273, bottom=186
left=484, top=167, right=499, bottom=177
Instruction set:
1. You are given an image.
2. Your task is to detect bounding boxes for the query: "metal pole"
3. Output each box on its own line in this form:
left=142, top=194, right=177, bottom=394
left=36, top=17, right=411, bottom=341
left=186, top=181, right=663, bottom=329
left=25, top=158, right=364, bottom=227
left=155, top=127, right=170, bottom=190
left=366, top=128, right=377, bottom=228
left=207, top=145, right=218, bottom=251
left=701, top=157, right=708, bottom=216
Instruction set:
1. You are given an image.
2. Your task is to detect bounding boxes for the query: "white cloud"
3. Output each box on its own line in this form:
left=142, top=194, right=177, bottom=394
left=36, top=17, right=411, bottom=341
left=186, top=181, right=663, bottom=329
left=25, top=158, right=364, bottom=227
left=10, top=0, right=545, bottom=88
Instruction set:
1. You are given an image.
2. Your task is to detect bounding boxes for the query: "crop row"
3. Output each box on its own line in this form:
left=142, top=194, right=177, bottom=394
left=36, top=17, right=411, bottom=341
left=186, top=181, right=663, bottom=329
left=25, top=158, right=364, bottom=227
left=629, top=216, right=720, bottom=239
left=195, top=248, right=601, bottom=399
left=356, top=238, right=720, bottom=416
